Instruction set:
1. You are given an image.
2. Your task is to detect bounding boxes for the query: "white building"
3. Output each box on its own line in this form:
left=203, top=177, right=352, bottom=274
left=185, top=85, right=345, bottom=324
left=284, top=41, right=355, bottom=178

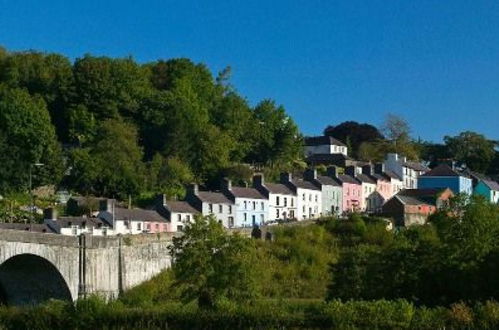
left=159, top=197, right=199, bottom=232
left=43, top=208, right=110, bottom=236
left=185, top=184, right=236, bottom=228
left=304, top=136, right=348, bottom=157
left=280, top=173, right=322, bottom=220
left=221, top=179, right=268, bottom=227
left=303, top=169, right=343, bottom=216
left=253, top=174, right=297, bottom=222
left=383, top=153, right=429, bottom=189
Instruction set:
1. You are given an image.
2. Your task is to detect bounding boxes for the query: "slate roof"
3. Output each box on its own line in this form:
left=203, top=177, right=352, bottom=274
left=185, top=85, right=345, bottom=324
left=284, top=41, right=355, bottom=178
left=163, top=201, right=200, bottom=214
left=396, top=188, right=451, bottom=206
left=395, top=195, right=431, bottom=206
left=0, top=223, right=55, bottom=233
left=265, top=183, right=295, bottom=195
left=356, top=174, right=376, bottom=184
left=316, top=175, right=341, bottom=187
left=197, top=191, right=234, bottom=204
left=384, top=170, right=402, bottom=181
left=336, top=174, right=360, bottom=185
left=421, top=164, right=468, bottom=177
left=482, top=179, right=499, bottom=191
left=304, top=136, right=346, bottom=147
left=403, top=161, right=429, bottom=172
left=56, top=217, right=106, bottom=228
left=113, top=208, right=167, bottom=222
left=230, top=187, right=267, bottom=199
left=292, top=179, right=321, bottom=191
left=370, top=173, right=390, bottom=182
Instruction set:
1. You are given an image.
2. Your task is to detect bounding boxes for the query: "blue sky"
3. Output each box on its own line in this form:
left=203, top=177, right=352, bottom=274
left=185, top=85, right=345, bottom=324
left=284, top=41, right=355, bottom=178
left=1, top=0, right=498, bottom=142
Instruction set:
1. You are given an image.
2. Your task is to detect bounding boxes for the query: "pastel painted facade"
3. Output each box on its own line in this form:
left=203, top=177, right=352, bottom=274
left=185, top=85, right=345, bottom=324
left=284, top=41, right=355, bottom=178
left=280, top=173, right=322, bottom=220
left=185, top=184, right=236, bottom=228
left=253, top=174, right=298, bottom=221
left=361, top=165, right=393, bottom=213
left=304, top=136, right=348, bottom=157
left=474, top=179, right=499, bottom=204
left=384, top=153, right=429, bottom=189
left=327, top=167, right=361, bottom=213
left=346, top=166, right=376, bottom=212
left=222, top=179, right=268, bottom=227
left=418, top=164, right=473, bottom=195
left=304, top=169, right=343, bottom=216
left=43, top=209, right=110, bottom=236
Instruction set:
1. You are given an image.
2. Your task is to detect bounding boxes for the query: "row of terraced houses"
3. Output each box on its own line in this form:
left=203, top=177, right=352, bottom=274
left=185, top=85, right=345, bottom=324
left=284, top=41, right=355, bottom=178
left=12, top=135, right=498, bottom=236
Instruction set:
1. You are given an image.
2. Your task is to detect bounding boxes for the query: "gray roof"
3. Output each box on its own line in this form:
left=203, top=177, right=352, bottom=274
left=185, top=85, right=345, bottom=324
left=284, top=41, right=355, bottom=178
left=395, top=195, right=430, bottom=206
left=230, top=187, right=267, bottom=199
left=197, top=191, right=234, bottom=204
left=0, top=223, right=55, bottom=233
left=356, top=174, right=376, bottom=184
left=336, top=174, right=360, bottom=185
left=384, top=170, right=402, bottom=180
left=113, top=208, right=167, bottom=222
left=482, top=179, right=499, bottom=191
left=56, top=217, right=105, bottom=228
left=304, top=136, right=346, bottom=147
left=316, top=175, right=341, bottom=187
left=422, top=164, right=468, bottom=178
left=164, top=201, right=200, bottom=214
left=403, top=161, right=429, bottom=172
left=265, top=183, right=295, bottom=195
left=292, top=179, right=321, bottom=191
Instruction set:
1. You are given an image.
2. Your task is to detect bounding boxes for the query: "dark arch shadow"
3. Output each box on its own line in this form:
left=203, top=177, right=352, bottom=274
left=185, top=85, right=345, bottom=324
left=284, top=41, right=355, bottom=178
left=0, top=254, right=73, bottom=306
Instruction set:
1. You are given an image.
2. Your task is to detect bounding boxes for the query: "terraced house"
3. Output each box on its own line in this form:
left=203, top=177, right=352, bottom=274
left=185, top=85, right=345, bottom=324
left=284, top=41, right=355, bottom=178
left=221, top=179, right=268, bottom=227
left=185, top=184, right=236, bottom=228
left=303, top=168, right=343, bottom=216
left=253, top=174, right=297, bottom=221
left=280, top=173, right=322, bottom=220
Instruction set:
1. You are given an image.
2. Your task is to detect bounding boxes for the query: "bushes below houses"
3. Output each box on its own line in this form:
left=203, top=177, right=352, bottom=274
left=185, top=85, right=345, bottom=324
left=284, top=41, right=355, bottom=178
left=0, top=298, right=498, bottom=329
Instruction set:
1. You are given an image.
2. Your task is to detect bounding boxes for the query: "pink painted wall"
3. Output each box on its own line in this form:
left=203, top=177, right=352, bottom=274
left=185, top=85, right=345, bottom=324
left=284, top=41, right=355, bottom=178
left=342, top=182, right=362, bottom=213
left=145, top=222, right=169, bottom=233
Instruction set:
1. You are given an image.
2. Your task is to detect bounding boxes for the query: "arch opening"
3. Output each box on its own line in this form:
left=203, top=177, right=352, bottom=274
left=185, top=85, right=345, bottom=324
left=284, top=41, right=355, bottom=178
left=0, top=254, right=73, bottom=306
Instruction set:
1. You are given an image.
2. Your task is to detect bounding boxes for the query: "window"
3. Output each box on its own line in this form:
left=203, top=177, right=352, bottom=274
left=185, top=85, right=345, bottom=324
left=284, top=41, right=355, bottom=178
left=186, top=215, right=191, bottom=222
left=244, top=213, right=247, bottom=221
left=276, top=196, right=280, bottom=206
left=228, top=217, right=234, bottom=227
left=137, top=223, right=142, bottom=231
left=177, top=225, right=183, bottom=231
left=261, top=202, right=264, bottom=210
left=260, top=214, right=264, bottom=222
left=252, top=215, right=256, bottom=225
left=284, top=197, right=287, bottom=206
left=209, top=204, right=213, bottom=213
left=228, top=205, right=232, bottom=213
left=219, top=204, right=223, bottom=213
left=177, top=214, right=181, bottom=222
left=309, top=194, right=312, bottom=201
left=302, top=193, right=305, bottom=201
left=276, top=209, right=280, bottom=218
left=291, top=198, right=294, bottom=207
left=155, top=223, right=159, bottom=230
left=244, top=201, right=247, bottom=209
left=315, top=195, right=318, bottom=202
left=253, top=201, right=256, bottom=210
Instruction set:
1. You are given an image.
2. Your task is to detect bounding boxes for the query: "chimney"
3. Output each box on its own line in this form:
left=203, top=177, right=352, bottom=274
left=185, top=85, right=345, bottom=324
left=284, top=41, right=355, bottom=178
left=156, top=194, right=167, bottom=206
left=221, top=178, right=232, bottom=192
left=326, top=166, right=338, bottom=178
left=99, top=199, right=115, bottom=212
left=253, top=174, right=264, bottom=188
left=345, top=166, right=357, bottom=177
left=304, top=168, right=318, bottom=181
left=187, top=183, right=199, bottom=196
left=280, top=172, right=292, bottom=184
left=374, top=163, right=385, bottom=174
left=43, top=208, right=57, bottom=221
left=362, top=165, right=373, bottom=176
left=401, top=156, right=407, bottom=163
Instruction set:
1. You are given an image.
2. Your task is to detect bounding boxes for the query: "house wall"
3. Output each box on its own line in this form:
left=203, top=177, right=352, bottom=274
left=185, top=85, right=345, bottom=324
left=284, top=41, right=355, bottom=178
left=168, top=212, right=194, bottom=232
left=305, top=144, right=348, bottom=157
left=342, top=182, right=362, bottom=213
left=360, top=182, right=377, bottom=212
left=234, top=198, right=267, bottom=227
left=200, top=202, right=235, bottom=228
left=418, top=176, right=472, bottom=195
left=267, top=193, right=297, bottom=221
left=296, top=188, right=322, bottom=220
left=320, top=185, right=343, bottom=216
left=475, top=182, right=499, bottom=203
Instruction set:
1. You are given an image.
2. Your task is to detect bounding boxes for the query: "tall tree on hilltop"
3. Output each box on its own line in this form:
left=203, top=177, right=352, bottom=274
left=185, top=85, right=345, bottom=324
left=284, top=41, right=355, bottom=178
left=324, top=121, right=384, bottom=158
left=444, top=131, right=497, bottom=173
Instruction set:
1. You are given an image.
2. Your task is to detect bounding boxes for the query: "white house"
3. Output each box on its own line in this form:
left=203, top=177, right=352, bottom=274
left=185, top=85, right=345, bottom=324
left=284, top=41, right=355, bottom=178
left=304, top=136, right=348, bottom=157
left=280, top=173, right=322, bottom=220
left=221, top=179, right=268, bottom=227
left=43, top=208, right=110, bottom=236
left=185, top=184, right=236, bottom=228
left=303, top=169, right=343, bottom=216
left=383, top=153, right=429, bottom=189
left=253, top=174, right=297, bottom=222
left=159, top=197, right=199, bottom=232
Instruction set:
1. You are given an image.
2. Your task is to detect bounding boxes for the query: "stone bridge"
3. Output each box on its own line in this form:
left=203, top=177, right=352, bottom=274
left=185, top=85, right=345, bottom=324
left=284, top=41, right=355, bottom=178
left=0, top=230, right=175, bottom=305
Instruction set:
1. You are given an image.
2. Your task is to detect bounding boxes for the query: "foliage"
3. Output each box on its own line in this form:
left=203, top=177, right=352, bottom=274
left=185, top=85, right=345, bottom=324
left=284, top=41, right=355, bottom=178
left=444, top=131, right=497, bottom=173
left=324, top=121, right=384, bottom=158
left=168, top=215, right=259, bottom=308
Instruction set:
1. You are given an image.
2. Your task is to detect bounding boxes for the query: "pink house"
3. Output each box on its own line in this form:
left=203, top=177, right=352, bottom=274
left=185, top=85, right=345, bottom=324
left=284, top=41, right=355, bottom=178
left=327, top=167, right=361, bottom=213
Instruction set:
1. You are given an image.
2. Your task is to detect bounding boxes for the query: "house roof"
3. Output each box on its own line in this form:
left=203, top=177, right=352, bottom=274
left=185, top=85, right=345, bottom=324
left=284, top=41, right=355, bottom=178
left=292, top=179, right=321, bottom=191
left=304, top=136, right=346, bottom=147
left=164, top=201, right=200, bottom=214
left=421, top=164, right=468, bottom=177
left=370, top=173, right=390, bottom=182
left=336, top=174, right=360, bottom=185
left=56, top=216, right=105, bottom=228
left=396, top=188, right=452, bottom=206
left=395, top=195, right=432, bottom=206
left=265, top=183, right=295, bottom=195
left=384, top=170, right=402, bottom=181
left=113, top=208, right=167, bottom=222
left=230, top=187, right=267, bottom=199
left=356, top=174, right=376, bottom=184
left=482, top=179, right=499, bottom=191
left=197, top=191, right=234, bottom=204
left=403, top=161, right=429, bottom=172
left=316, top=175, right=341, bottom=187
left=0, top=223, right=55, bottom=233
left=306, top=153, right=351, bottom=162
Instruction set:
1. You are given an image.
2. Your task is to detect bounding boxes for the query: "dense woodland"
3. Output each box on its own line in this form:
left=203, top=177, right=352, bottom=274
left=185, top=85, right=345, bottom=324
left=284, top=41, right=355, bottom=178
left=0, top=46, right=497, bottom=203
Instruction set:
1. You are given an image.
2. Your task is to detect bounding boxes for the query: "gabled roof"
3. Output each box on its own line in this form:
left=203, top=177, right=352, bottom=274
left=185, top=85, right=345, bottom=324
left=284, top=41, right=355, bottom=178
left=197, top=191, right=234, bottom=204
left=0, top=223, right=55, bottom=233
left=403, top=161, right=429, bottom=172
left=292, top=179, right=321, bottom=191
left=421, top=164, right=468, bottom=178
left=230, top=187, right=267, bottom=199
left=56, top=216, right=106, bottom=228
left=395, top=195, right=431, bottom=206
left=384, top=170, right=402, bottom=181
left=316, top=175, right=341, bottom=187
left=113, top=208, right=167, bottom=222
left=304, top=136, right=346, bottom=147
left=265, top=183, right=295, bottom=195
left=164, top=201, right=200, bottom=214
left=356, top=174, right=376, bottom=184
left=336, top=174, right=360, bottom=185
left=481, top=179, right=499, bottom=191
left=396, top=188, right=452, bottom=206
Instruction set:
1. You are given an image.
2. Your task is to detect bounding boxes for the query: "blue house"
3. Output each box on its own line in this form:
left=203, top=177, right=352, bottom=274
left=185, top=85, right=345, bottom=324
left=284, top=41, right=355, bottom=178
left=417, top=164, right=473, bottom=195
left=475, top=179, right=499, bottom=204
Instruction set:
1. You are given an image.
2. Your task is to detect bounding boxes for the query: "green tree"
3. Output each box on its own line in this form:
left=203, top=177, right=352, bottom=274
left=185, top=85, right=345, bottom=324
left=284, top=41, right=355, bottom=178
left=169, top=215, right=259, bottom=308
left=148, top=154, right=194, bottom=198
left=0, top=86, right=63, bottom=193
left=444, top=131, right=497, bottom=173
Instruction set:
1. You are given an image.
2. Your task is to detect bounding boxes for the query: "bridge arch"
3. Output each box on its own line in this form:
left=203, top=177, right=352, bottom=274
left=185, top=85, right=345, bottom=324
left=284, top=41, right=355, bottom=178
left=0, top=253, right=73, bottom=305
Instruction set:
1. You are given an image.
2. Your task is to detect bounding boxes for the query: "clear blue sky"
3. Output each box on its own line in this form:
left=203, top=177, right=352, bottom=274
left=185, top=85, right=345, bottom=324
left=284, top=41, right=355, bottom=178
left=1, top=0, right=498, bottom=142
